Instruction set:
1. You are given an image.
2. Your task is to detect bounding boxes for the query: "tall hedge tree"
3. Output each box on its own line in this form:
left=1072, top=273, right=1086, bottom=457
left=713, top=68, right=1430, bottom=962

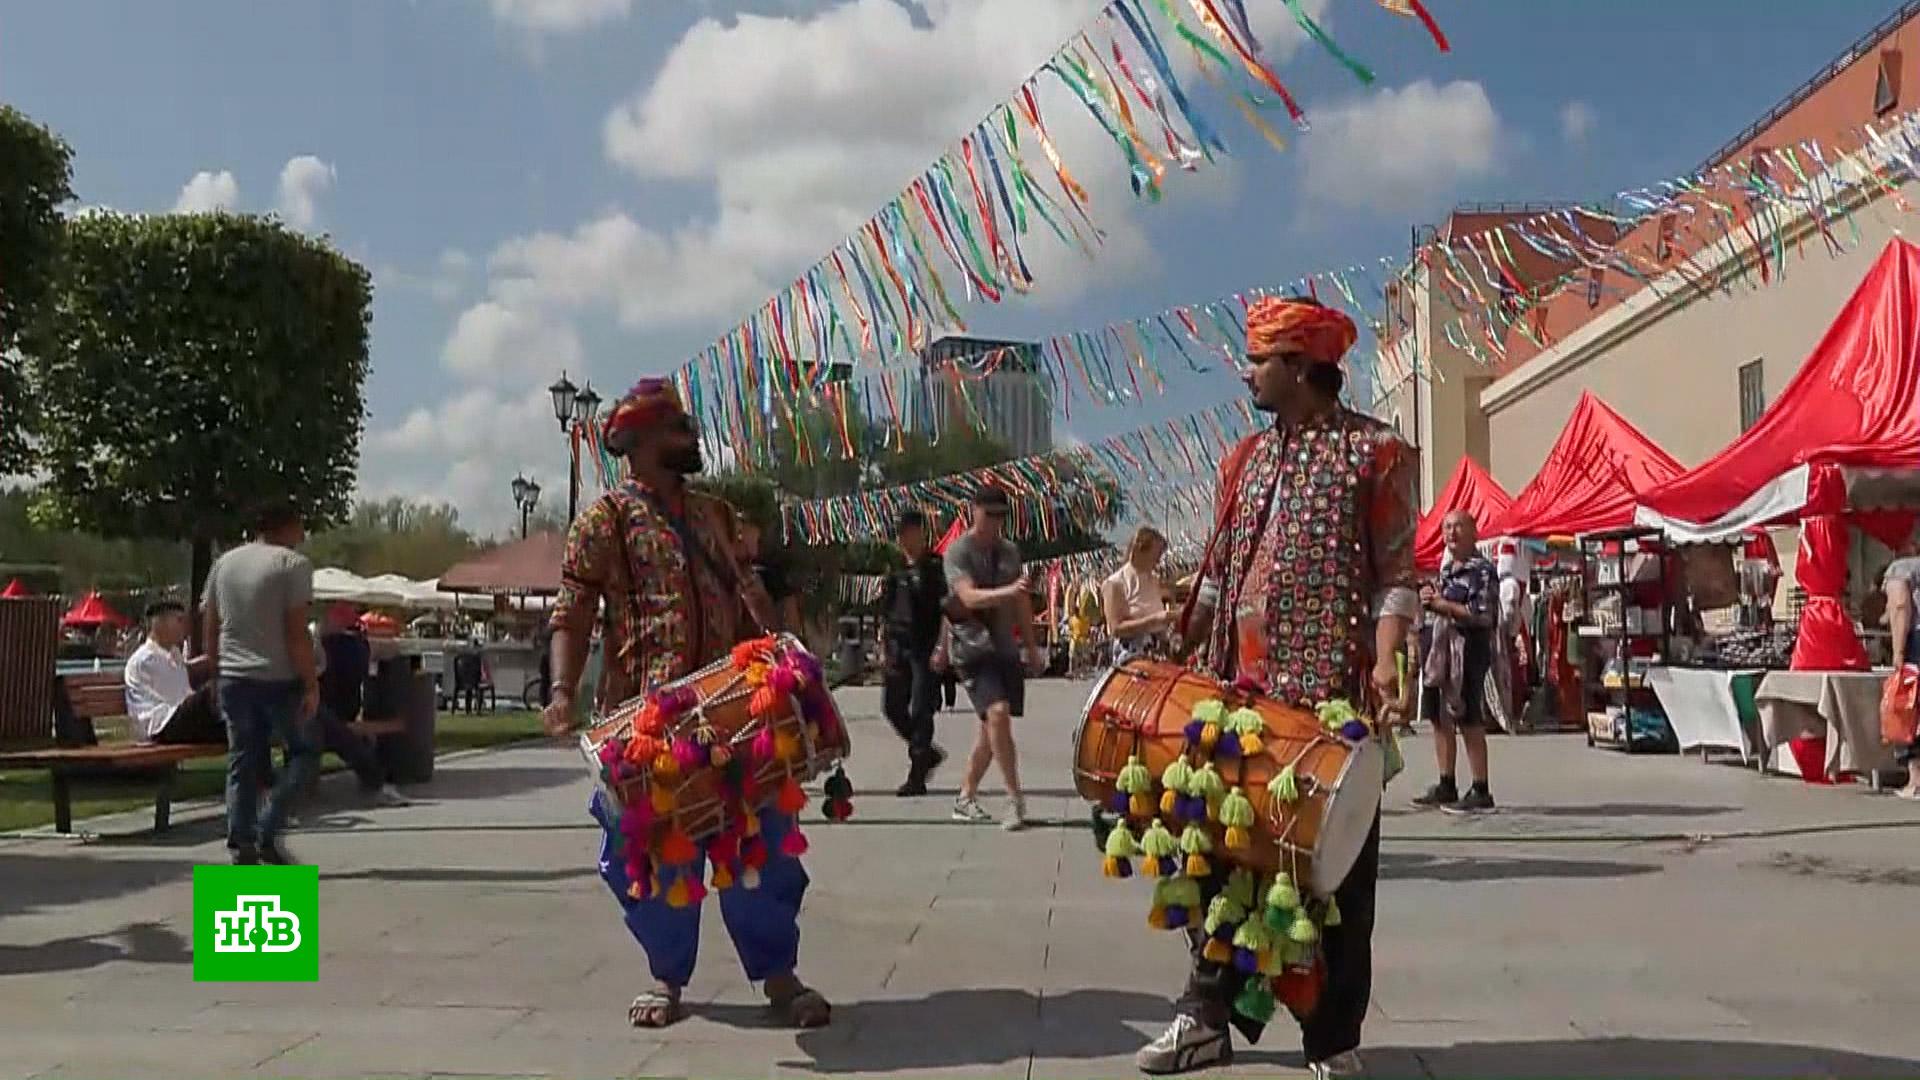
left=0, top=105, right=76, bottom=473
left=26, top=212, right=372, bottom=622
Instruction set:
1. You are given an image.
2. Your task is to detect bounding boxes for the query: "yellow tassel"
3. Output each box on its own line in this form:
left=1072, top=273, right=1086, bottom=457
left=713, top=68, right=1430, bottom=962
left=1159, top=789, right=1179, bottom=816
left=1185, top=853, right=1211, bottom=878
left=1199, top=723, right=1220, bottom=750
left=653, top=751, right=680, bottom=781
left=1206, top=795, right=1222, bottom=822
left=1257, top=947, right=1276, bottom=974
left=649, top=785, right=675, bottom=814
left=774, top=731, right=801, bottom=761
left=1202, top=938, right=1233, bottom=964
left=744, top=813, right=762, bottom=837
left=711, top=863, right=735, bottom=890
left=1103, top=856, right=1121, bottom=878
left=1147, top=905, right=1168, bottom=929
left=1129, top=793, right=1154, bottom=818
left=1225, top=825, right=1250, bottom=851
left=665, top=878, right=691, bottom=908
left=627, top=882, right=644, bottom=900
left=1143, top=855, right=1164, bottom=878
left=1239, top=732, right=1262, bottom=757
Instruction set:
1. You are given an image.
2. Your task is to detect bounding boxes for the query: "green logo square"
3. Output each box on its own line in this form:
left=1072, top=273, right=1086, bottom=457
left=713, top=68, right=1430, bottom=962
left=192, top=865, right=319, bottom=982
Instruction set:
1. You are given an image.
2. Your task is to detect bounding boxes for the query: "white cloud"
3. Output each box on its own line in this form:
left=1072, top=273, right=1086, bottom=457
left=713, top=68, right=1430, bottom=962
left=1299, top=79, right=1503, bottom=213
left=490, top=0, right=631, bottom=34
left=174, top=170, right=240, bottom=213
left=275, top=155, right=336, bottom=230
left=363, top=386, right=578, bottom=535
left=1560, top=100, right=1596, bottom=145
left=377, top=248, right=473, bottom=303
left=441, top=299, right=583, bottom=382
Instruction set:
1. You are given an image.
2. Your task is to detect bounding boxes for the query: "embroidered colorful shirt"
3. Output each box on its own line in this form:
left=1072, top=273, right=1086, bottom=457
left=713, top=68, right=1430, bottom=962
left=551, top=480, right=753, bottom=708
left=1196, top=408, right=1419, bottom=708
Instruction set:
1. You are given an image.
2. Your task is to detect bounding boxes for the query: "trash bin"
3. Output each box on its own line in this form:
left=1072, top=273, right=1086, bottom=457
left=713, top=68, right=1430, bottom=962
left=368, top=657, right=437, bottom=783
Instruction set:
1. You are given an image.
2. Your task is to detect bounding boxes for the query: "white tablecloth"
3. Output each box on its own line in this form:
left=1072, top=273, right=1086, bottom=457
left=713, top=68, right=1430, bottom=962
left=1754, top=670, right=1894, bottom=781
left=1648, top=667, right=1761, bottom=761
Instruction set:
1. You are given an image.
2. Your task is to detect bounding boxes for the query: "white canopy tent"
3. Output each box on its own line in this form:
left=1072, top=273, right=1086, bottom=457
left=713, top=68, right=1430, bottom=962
left=312, top=569, right=492, bottom=612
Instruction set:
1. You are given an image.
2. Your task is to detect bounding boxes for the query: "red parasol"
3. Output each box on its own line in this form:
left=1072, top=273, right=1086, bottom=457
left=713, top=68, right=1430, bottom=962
left=61, top=591, right=129, bottom=629
left=0, top=579, right=29, bottom=598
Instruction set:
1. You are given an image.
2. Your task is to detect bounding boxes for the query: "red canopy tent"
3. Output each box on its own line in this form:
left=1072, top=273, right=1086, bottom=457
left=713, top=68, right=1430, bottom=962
left=1414, top=456, right=1513, bottom=572
left=1636, top=239, right=1920, bottom=670
left=61, top=591, right=129, bottom=629
left=1488, top=391, right=1682, bottom=540
left=0, top=579, right=28, bottom=598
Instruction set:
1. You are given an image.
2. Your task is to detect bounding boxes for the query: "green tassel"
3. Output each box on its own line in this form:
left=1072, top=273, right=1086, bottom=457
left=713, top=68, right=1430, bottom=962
left=1225, top=867, right=1258, bottom=909
left=1178, top=823, right=1214, bottom=856
left=1159, top=757, right=1193, bottom=794
left=1288, top=913, right=1320, bottom=945
left=1139, top=819, right=1179, bottom=859
left=1233, top=980, right=1277, bottom=1024
left=1103, top=823, right=1139, bottom=859
left=1116, top=754, right=1153, bottom=795
left=1324, top=896, right=1342, bottom=927
left=1205, top=893, right=1247, bottom=935
left=1189, top=762, right=1226, bottom=803
left=1225, top=706, right=1264, bottom=736
left=1232, top=916, right=1273, bottom=953
left=1218, top=787, right=1256, bottom=829
left=1267, top=764, right=1299, bottom=804
left=1190, top=698, right=1227, bottom=726
left=1315, top=698, right=1360, bottom=731
left=1266, top=873, right=1300, bottom=911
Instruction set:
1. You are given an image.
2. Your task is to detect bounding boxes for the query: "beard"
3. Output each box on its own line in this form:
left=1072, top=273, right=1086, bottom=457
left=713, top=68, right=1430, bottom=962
left=664, top=443, right=705, bottom=476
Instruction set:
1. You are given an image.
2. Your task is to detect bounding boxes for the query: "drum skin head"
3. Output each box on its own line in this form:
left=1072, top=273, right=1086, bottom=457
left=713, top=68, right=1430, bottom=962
left=1310, top=739, right=1383, bottom=897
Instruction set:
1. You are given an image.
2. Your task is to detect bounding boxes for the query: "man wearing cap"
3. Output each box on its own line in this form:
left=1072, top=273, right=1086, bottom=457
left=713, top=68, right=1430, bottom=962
left=542, top=378, right=830, bottom=1031
left=1145, top=297, right=1416, bottom=1077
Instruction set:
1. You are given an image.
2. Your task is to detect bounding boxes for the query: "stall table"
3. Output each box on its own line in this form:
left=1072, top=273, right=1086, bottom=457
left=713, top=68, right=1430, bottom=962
left=1754, top=670, right=1895, bottom=786
left=1647, top=666, right=1764, bottom=762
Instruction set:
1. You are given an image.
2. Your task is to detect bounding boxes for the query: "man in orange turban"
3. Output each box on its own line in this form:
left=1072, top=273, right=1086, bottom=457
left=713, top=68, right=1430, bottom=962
left=1138, top=296, right=1416, bottom=1078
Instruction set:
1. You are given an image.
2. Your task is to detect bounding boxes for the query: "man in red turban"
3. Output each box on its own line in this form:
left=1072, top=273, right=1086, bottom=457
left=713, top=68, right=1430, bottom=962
left=544, top=376, right=830, bottom=1032
left=1136, top=297, right=1416, bottom=1078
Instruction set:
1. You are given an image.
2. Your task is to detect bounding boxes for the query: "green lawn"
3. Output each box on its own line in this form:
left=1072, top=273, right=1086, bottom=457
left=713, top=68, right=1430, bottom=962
left=0, top=710, right=546, bottom=833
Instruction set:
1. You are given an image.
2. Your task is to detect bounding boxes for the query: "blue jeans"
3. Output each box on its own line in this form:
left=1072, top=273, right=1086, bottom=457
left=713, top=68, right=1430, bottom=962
left=220, top=678, right=317, bottom=852
left=590, top=792, right=807, bottom=988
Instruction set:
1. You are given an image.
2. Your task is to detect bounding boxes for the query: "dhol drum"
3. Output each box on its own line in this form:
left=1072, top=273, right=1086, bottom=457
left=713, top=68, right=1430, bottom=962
left=581, top=633, right=851, bottom=842
left=1072, top=658, right=1382, bottom=897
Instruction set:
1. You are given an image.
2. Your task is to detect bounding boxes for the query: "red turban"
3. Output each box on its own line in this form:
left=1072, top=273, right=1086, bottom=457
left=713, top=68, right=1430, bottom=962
left=603, top=377, right=687, bottom=442
left=1245, top=297, right=1357, bottom=365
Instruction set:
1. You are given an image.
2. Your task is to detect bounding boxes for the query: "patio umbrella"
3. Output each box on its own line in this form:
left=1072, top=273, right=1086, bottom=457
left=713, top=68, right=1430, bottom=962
left=62, top=591, right=129, bottom=628
left=1, top=579, right=29, bottom=598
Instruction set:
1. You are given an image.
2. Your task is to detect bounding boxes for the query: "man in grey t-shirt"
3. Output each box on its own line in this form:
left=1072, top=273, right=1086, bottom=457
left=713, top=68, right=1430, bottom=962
left=942, top=485, right=1044, bottom=830
left=203, top=502, right=319, bottom=865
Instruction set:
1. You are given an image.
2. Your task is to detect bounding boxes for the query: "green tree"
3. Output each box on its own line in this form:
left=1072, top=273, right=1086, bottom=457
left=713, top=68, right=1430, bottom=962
left=0, top=105, right=75, bottom=474
left=24, top=212, right=372, bottom=628
left=0, top=487, right=188, bottom=592
left=303, top=497, right=485, bottom=580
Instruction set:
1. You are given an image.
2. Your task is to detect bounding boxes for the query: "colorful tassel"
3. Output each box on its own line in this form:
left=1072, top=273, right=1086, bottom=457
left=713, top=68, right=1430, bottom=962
left=1219, top=787, right=1256, bottom=850
left=774, top=730, right=801, bottom=762
left=1324, top=897, right=1342, bottom=927
left=1139, top=819, right=1179, bottom=877
left=1103, top=822, right=1139, bottom=878
left=660, top=828, right=698, bottom=866
left=776, top=776, right=808, bottom=815
left=822, top=765, right=854, bottom=821
left=1287, top=913, right=1319, bottom=945
left=665, top=876, right=692, bottom=908
left=711, top=861, right=735, bottom=890
left=1267, top=764, right=1299, bottom=804
left=780, top=828, right=810, bottom=857
left=1178, top=823, right=1214, bottom=878
left=751, top=726, right=776, bottom=764
left=1233, top=980, right=1277, bottom=1023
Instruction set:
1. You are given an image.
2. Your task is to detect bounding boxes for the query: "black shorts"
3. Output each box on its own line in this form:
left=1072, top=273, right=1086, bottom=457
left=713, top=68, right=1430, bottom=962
left=963, top=654, right=1025, bottom=718
left=1422, top=645, right=1492, bottom=729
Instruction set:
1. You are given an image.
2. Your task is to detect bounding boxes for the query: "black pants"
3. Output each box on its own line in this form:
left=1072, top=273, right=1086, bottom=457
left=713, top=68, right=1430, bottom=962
left=154, top=683, right=224, bottom=744
left=882, top=646, right=938, bottom=769
left=1178, top=814, right=1380, bottom=1061
left=941, top=670, right=958, bottom=709
left=316, top=704, right=386, bottom=790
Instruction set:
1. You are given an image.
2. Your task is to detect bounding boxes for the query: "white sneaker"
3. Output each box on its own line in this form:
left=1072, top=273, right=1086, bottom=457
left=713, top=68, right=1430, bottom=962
left=1001, top=796, right=1028, bottom=832
left=1309, top=1049, right=1363, bottom=1078
left=952, top=796, right=992, bottom=823
left=367, top=784, right=411, bottom=807
left=1135, top=1014, right=1231, bottom=1074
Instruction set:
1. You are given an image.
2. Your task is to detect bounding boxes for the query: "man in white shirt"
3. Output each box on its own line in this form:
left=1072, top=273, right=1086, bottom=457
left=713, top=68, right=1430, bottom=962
left=125, top=600, right=222, bottom=744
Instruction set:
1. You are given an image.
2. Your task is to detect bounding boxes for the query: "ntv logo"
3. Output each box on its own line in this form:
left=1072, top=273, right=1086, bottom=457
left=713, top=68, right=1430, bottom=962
left=213, top=895, right=302, bottom=954
left=193, top=866, right=318, bottom=981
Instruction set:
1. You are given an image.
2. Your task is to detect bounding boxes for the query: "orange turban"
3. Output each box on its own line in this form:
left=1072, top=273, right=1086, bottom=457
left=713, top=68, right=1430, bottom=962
left=604, top=377, right=687, bottom=442
left=1244, top=297, right=1357, bottom=365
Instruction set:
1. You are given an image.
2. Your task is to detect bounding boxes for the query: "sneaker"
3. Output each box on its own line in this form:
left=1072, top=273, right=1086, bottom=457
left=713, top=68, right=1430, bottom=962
left=365, top=783, right=412, bottom=808
left=1446, top=786, right=1496, bottom=814
left=1309, top=1050, right=1363, bottom=1079
left=259, top=839, right=300, bottom=866
left=1412, top=778, right=1458, bottom=808
left=1002, top=796, right=1028, bottom=832
left=1135, top=1014, right=1232, bottom=1075
left=229, top=846, right=260, bottom=866
left=952, top=796, right=992, bottom=824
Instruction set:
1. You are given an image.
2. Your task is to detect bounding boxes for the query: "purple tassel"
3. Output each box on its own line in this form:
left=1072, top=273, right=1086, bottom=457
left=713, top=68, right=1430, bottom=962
left=1157, top=856, right=1180, bottom=877
left=1108, top=791, right=1131, bottom=814
left=1234, top=948, right=1259, bottom=974
left=1211, top=923, right=1235, bottom=942
left=1214, top=738, right=1242, bottom=761
left=1340, top=719, right=1370, bottom=742
left=1113, top=859, right=1132, bottom=879
left=794, top=652, right=824, bottom=685
left=1165, top=906, right=1191, bottom=929
left=1183, top=719, right=1205, bottom=746
left=1180, top=795, right=1208, bottom=822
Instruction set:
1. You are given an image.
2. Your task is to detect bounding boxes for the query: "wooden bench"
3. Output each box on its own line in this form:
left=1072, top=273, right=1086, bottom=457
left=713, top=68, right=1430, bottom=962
left=0, top=672, right=409, bottom=834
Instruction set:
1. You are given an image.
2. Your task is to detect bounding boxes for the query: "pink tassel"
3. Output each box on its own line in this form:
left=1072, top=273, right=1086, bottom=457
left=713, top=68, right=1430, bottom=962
left=671, top=736, right=706, bottom=772
left=684, top=877, right=708, bottom=904
left=768, top=664, right=799, bottom=695
left=780, top=828, right=810, bottom=857
left=752, top=727, right=776, bottom=763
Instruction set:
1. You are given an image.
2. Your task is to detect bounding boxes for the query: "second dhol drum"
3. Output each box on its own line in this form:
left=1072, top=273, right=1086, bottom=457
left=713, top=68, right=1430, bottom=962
left=1072, top=657, right=1382, bottom=897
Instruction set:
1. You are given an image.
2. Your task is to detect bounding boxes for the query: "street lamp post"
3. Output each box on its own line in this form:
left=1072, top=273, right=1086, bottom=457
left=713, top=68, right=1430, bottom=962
left=548, top=371, right=602, bottom=523
left=510, top=473, right=541, bottom=540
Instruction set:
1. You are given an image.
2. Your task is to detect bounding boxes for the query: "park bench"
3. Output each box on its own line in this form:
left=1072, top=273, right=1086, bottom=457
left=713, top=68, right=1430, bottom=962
left=0, top=669, right=410, bottom=835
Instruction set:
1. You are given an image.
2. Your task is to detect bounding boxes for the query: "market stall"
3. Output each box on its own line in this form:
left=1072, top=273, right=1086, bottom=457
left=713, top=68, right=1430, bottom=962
left=1635, top=239, right=1920, bottom=783
left=1487, top=392, right=1684, bottom=748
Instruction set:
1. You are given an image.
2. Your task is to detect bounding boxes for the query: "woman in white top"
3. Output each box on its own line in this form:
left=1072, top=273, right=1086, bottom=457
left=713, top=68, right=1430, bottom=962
left=1103, top=526, right=1171, bottom=664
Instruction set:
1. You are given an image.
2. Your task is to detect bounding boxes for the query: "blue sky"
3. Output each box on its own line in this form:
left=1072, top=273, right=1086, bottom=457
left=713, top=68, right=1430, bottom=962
left=0, top=0, right=1898, bottom=535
